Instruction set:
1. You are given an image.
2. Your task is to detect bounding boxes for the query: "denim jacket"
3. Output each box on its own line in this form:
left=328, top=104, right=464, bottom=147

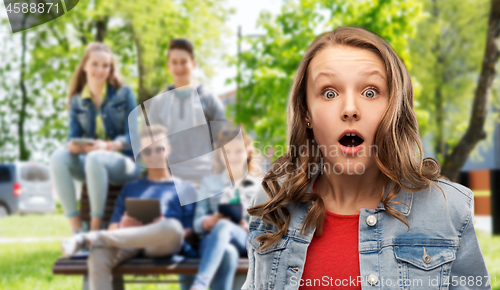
left=68, top=83, right=137, bottom=158
left=242, top=169, right=492, bottom=290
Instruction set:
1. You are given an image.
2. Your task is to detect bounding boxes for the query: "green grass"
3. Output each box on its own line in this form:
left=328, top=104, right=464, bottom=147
left=0, top=241, right=181, bottom=290
left=473, top=190, right=491, bottom=197
left=0, top=213, right=71, bottom=238
left=0, top=213, right=182, bottom=289
left=477, top=231, right=500, bottom=289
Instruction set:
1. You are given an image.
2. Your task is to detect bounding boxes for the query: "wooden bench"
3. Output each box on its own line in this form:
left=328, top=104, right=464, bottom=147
left=52, top=183, right=249, bottom=289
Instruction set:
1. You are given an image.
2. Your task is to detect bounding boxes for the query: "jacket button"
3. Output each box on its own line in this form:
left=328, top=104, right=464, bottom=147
left=422, top=247, right=432, bottom=264
left=366, top=215, right=377, bottom=226
left=367, top=274, right=379, bottom=286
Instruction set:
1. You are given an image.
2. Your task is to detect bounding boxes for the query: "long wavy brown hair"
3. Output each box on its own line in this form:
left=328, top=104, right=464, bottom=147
left=68, top=42, right=123, bottom=100
left=247, top=26, right=446, bottom=251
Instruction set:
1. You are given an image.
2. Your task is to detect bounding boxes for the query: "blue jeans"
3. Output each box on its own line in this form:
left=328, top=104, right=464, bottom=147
left=184, top=219, right=248, bottom=290
left=49, top=147, right=143, bottom=219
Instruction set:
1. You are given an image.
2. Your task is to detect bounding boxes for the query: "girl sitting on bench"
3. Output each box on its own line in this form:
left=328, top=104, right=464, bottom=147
left=50, top=42, right=142, bottom=233
left=186, top=126, right=262, bottom=290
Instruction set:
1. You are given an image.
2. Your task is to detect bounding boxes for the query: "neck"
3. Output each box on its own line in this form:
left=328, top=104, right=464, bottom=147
left=147, top=168, right=173, bottom=182
left=88, top=81, right=105, bottom=103
left=173, top=79, right=191, bottom=89
left=230, top=165, right=246, bottom=184
left=317, top=161, right=386, bottom=214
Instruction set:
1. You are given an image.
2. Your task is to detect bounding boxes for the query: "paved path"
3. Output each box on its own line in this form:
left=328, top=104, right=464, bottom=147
left=0, top=237, right=65, bottom=244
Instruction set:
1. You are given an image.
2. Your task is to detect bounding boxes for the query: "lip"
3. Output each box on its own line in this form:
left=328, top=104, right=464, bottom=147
left=338, top=129, right=365, bottom=141
left=338, top=129, right=365, bottom=156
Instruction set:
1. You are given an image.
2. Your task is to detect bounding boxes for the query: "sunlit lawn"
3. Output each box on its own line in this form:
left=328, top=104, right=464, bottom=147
left=0, top=213, right=181, bottom=290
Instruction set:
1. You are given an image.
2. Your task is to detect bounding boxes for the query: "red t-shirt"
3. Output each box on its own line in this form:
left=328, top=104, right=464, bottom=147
left=298, top=178, right=361, bottom=289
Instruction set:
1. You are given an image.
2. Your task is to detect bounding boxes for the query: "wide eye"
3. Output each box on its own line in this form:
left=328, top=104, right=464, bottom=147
left=363, top=88, right=378, bottom=99
left=322, top=89, right=338, bottom=100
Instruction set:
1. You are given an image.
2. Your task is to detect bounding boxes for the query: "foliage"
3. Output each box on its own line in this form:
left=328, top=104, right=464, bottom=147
left=408, top=0, right=494, bottom=164
left=230, top=0, right=425, bottom=155
left=0, top=0, right=231, bottom=162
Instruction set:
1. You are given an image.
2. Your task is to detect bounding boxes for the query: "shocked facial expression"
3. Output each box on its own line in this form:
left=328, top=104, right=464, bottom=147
left=306, top=45, right=389, bottom=175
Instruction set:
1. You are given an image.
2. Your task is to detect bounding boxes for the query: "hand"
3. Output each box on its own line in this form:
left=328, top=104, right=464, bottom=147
left=119, top=212, right=143, bottom=229
left=203, top=212, right=230, bottom=232
left=239, top=219, right=250, bottom=234
left=85, top=140, right=107, bottom=152
left=184, top=228, right=194, bottom=239
left=67, top=141, right=83, bottom=154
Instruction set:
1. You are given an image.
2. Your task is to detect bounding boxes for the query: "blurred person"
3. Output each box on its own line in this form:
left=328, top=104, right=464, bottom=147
left=183, top=126, right=262, bottom=290
left=163, top=38, right=227, bottom=188
left=61, top=124, right=197, bottom=290
left=50, top=42, right=142, bottom=233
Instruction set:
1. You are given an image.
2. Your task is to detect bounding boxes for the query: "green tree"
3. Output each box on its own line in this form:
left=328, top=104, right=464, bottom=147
left=0, top=0, right=231, bottom=162
left=439, top=0, right=500, bottom=181
left=409, top=0, right=497, bottom=181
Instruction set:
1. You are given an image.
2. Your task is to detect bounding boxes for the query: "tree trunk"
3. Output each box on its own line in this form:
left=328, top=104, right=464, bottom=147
left=129, top=23, right=149, bottom=103
left=18, top=30, right=30, bottom=161
left=95, top=16, right=108, bottom=42
left=441, top=0, right=500, bottom=181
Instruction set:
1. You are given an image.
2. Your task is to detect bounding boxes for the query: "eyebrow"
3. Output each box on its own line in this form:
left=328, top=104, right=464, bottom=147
left=312, top=70, right=387, bottom=82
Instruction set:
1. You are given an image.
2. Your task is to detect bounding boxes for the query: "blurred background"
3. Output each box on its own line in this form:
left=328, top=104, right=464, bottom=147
left=0, top=0, right=499, bottom=289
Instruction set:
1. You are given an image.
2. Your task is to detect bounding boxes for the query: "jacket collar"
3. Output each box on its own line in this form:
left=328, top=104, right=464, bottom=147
left=80, top=82, right=115, bottom=104
left=305, top=167, right=413, bottom=216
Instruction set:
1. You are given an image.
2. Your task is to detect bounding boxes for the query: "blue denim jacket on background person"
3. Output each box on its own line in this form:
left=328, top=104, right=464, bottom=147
left=68, top=82, right=137, bottom=158
left=242, top=168, right=492, bottom=290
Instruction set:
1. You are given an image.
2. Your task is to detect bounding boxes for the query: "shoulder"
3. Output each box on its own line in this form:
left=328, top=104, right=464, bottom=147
left=196, top=84, right=217, bottom=100
left=122, top=177, right=146, bottom=189
left=165, top=84, right=175, bottom=92
left=250, top=182, right=271, bottom=207
left=410, top=178, right=474, bottom=232
left=69, top=92, right=83, bottom=107
left=420, top=178, right=474, bottom=212
left=114, top=84, right=135, bottom=98
left=174, top=177, right=197, bottom=192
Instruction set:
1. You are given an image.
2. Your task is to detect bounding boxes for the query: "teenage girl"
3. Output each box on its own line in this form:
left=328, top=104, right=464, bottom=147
left=242, top=26, right=490, bottom=290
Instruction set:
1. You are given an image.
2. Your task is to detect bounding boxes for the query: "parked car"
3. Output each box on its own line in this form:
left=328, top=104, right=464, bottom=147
left=0, top=162, right=55, bottom=217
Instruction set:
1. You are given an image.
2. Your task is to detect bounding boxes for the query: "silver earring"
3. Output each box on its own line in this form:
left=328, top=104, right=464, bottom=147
left=307, top=122, right=310, bottom=127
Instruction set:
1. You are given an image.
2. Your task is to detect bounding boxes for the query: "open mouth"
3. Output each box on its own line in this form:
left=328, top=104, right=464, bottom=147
left=339, top=133, right=364, bottom=147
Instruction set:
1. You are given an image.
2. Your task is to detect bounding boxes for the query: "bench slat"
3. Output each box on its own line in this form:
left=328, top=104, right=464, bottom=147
left=52, top=258, right=249, bottom=275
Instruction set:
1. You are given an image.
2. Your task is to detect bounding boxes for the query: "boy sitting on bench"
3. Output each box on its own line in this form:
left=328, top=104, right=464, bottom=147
left=61, top=124, right=197, bottom=290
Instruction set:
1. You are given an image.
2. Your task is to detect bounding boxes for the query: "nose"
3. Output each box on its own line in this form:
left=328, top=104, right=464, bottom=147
left=341, top=92, right=360, bottom=121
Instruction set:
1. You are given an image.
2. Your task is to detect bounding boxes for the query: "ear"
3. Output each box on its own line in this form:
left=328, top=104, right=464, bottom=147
left=304, top=111, right=312, bottom=126
left=192, top=58, right=197, bottom=68
left=165, top=144, right=172, bottom=156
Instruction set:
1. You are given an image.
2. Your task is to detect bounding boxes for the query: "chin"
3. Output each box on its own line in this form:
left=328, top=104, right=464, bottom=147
left=323, top=159, right=369, bottom=176
left=91, top=78, right=107, bottom=83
